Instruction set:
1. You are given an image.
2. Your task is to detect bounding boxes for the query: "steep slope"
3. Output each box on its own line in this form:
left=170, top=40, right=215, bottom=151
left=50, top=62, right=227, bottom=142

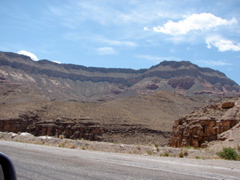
left=169, top=97, right=240, bottom=148
left=0, top=51, right=239, bottom=102
left=128, top=61, right=239, bottom=96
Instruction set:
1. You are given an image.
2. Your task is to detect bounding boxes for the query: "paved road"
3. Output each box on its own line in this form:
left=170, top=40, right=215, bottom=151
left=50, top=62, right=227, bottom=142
left=0, top=141, right=240, bottom=180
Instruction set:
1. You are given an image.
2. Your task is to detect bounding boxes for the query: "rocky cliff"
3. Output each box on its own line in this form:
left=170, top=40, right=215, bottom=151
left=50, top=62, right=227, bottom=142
left=0, top=51, right=239, bottom=102
left=169, top=97, right=240, bottom=148
left=0, top=119, right=103, bottom=141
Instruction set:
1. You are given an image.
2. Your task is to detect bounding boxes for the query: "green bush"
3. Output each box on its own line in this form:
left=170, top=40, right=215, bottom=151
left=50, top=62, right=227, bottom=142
left=147, top=150, right=152, bottom=155
left=218, top=147, right=239, bottom=160
left=164, top=152, right=169, bottom=157
left=179, top=152, right=184, bottom=158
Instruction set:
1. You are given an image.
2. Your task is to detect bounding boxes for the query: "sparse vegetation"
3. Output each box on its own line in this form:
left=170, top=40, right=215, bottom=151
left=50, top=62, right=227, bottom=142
left=147, top=150, right=152, bottom=155
left=183, top=149, right=188, bottom=156
left=217, top=147, right=239, bottom=160
left=154, top=144, right=160, bottom=152
left=164, top=152, right=169, bottom=157
left=179, top=152, right=184, bottom=158
left=178, top=149, right=189, bottom=158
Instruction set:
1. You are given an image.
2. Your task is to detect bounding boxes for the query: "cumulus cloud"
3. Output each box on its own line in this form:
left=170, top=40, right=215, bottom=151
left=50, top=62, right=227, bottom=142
left=96, top=47, right=117, bottom=55
left=206, top=38, right=240, bottom=52
left=153, top=13, right=237, bottom=35
left=17, top=50, right=39, bottom=61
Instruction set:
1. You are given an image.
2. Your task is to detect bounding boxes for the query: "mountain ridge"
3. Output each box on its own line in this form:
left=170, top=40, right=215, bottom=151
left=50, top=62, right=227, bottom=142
left=0, top=51, right=239, bottom=102
left=1, top=51, right=239, bottom=145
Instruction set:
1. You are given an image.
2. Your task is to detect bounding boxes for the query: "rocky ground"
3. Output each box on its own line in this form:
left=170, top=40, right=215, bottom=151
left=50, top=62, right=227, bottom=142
left=1, top=131, right=239, bottom=160
left=207, top=121, right=240, bottom=152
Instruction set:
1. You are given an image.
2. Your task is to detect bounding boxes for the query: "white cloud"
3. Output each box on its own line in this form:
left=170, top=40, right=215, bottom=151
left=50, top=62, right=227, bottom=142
left=153, top=13, right=237, bottom=35
left=53, top=61, right=61, bottom=64
left=206, top=38, right=240, bottom=52
left=144, top=27, right=149, bottom=31
left=137, top=55, right=180, bottom=63
left=17, top=50, right=39, bottom=61
left=97, top=38, right=137, bottom=47
left=96, top=47, right=117, bottom=55
left=198, top=60, right=231, bottom=66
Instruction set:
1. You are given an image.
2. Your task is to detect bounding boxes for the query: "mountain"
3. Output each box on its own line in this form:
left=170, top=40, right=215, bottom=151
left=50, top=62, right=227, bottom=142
left=1, top=51, right=238, bottom=145
left=0, top=51, right=239, bottom=102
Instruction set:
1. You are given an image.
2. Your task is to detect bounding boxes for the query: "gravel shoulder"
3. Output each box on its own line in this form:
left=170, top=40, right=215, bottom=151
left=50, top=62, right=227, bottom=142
left=0, top=131, right=237, bottom=160
left=1, top=140, right=240, bottom=180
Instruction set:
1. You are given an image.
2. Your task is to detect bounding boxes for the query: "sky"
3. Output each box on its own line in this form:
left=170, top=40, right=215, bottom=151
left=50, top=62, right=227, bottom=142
left=0, top=0, right=240, bottom=85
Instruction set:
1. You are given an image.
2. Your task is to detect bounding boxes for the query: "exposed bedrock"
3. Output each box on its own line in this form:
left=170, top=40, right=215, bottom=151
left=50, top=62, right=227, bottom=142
left=0, top=119, right=103, bottom=141
left=169, top=118, right=239, bottom=148
left=169, top=99, right=240, bottom=148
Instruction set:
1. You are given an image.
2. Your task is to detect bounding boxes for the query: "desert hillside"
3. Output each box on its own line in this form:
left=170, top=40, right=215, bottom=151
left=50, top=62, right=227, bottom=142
left=0, top=84, right=212, bottom=145
left=1, top=51, right=239, bottom=146
left=1, top=51, right=239, bottom=102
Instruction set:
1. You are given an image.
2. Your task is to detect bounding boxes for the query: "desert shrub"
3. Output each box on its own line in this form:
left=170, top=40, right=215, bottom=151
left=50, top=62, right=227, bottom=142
left=147, top=150, right=152, bottom=155
left=183, top=149, right=188, bottom=156
left=179, top=152, right=184, bottom=158
left=218, top=147, right=239, bottom=160
left=164, top=152, right=169, bottom=157
left=154, top=144, right=160, bottom=152
left=195, top=156, right=200, bottom=159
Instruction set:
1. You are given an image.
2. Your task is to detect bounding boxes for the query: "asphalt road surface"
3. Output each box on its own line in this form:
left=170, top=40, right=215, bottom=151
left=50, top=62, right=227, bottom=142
left=0, top=141, right=240, bottom=180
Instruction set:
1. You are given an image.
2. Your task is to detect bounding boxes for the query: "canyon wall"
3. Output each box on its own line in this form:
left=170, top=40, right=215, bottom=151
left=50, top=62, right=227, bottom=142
left=169, top=99, right=240, bottom=148
left=0, top=119, right=103, bottom=141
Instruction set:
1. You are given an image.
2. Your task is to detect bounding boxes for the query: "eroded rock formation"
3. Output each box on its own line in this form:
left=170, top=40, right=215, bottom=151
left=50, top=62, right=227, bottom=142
left=0, top=118, right=103, bottom=141
left=169, top=97, right=240, bottom=148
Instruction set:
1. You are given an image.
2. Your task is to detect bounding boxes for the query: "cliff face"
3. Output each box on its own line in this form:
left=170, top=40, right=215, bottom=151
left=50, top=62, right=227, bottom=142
left=0, top=119, right=103, bottom=141
left=169, top=97, right=240, bottom=148
left=0, top=51, right=239, bottom=102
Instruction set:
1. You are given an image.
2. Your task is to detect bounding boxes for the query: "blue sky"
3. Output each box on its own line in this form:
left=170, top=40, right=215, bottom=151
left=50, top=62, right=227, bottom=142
left=1, top=0, right=240, bottom=85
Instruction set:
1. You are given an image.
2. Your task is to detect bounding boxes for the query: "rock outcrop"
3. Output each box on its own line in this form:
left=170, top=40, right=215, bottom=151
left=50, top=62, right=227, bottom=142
left=169, top=97, right=240, bottom=148
left=0, top=118, right=103, bottom=141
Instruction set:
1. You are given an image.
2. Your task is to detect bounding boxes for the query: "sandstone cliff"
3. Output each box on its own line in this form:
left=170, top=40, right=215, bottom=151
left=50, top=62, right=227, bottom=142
left=169, top=97, right=240, bottom=148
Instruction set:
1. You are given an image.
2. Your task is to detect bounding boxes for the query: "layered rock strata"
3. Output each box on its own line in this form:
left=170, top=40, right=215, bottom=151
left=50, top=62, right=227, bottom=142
left=1, top=51, right=239, bottom=102
left=0, top=119, right=103, bottom=141
left=169, top=98, right=240, bottom=148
